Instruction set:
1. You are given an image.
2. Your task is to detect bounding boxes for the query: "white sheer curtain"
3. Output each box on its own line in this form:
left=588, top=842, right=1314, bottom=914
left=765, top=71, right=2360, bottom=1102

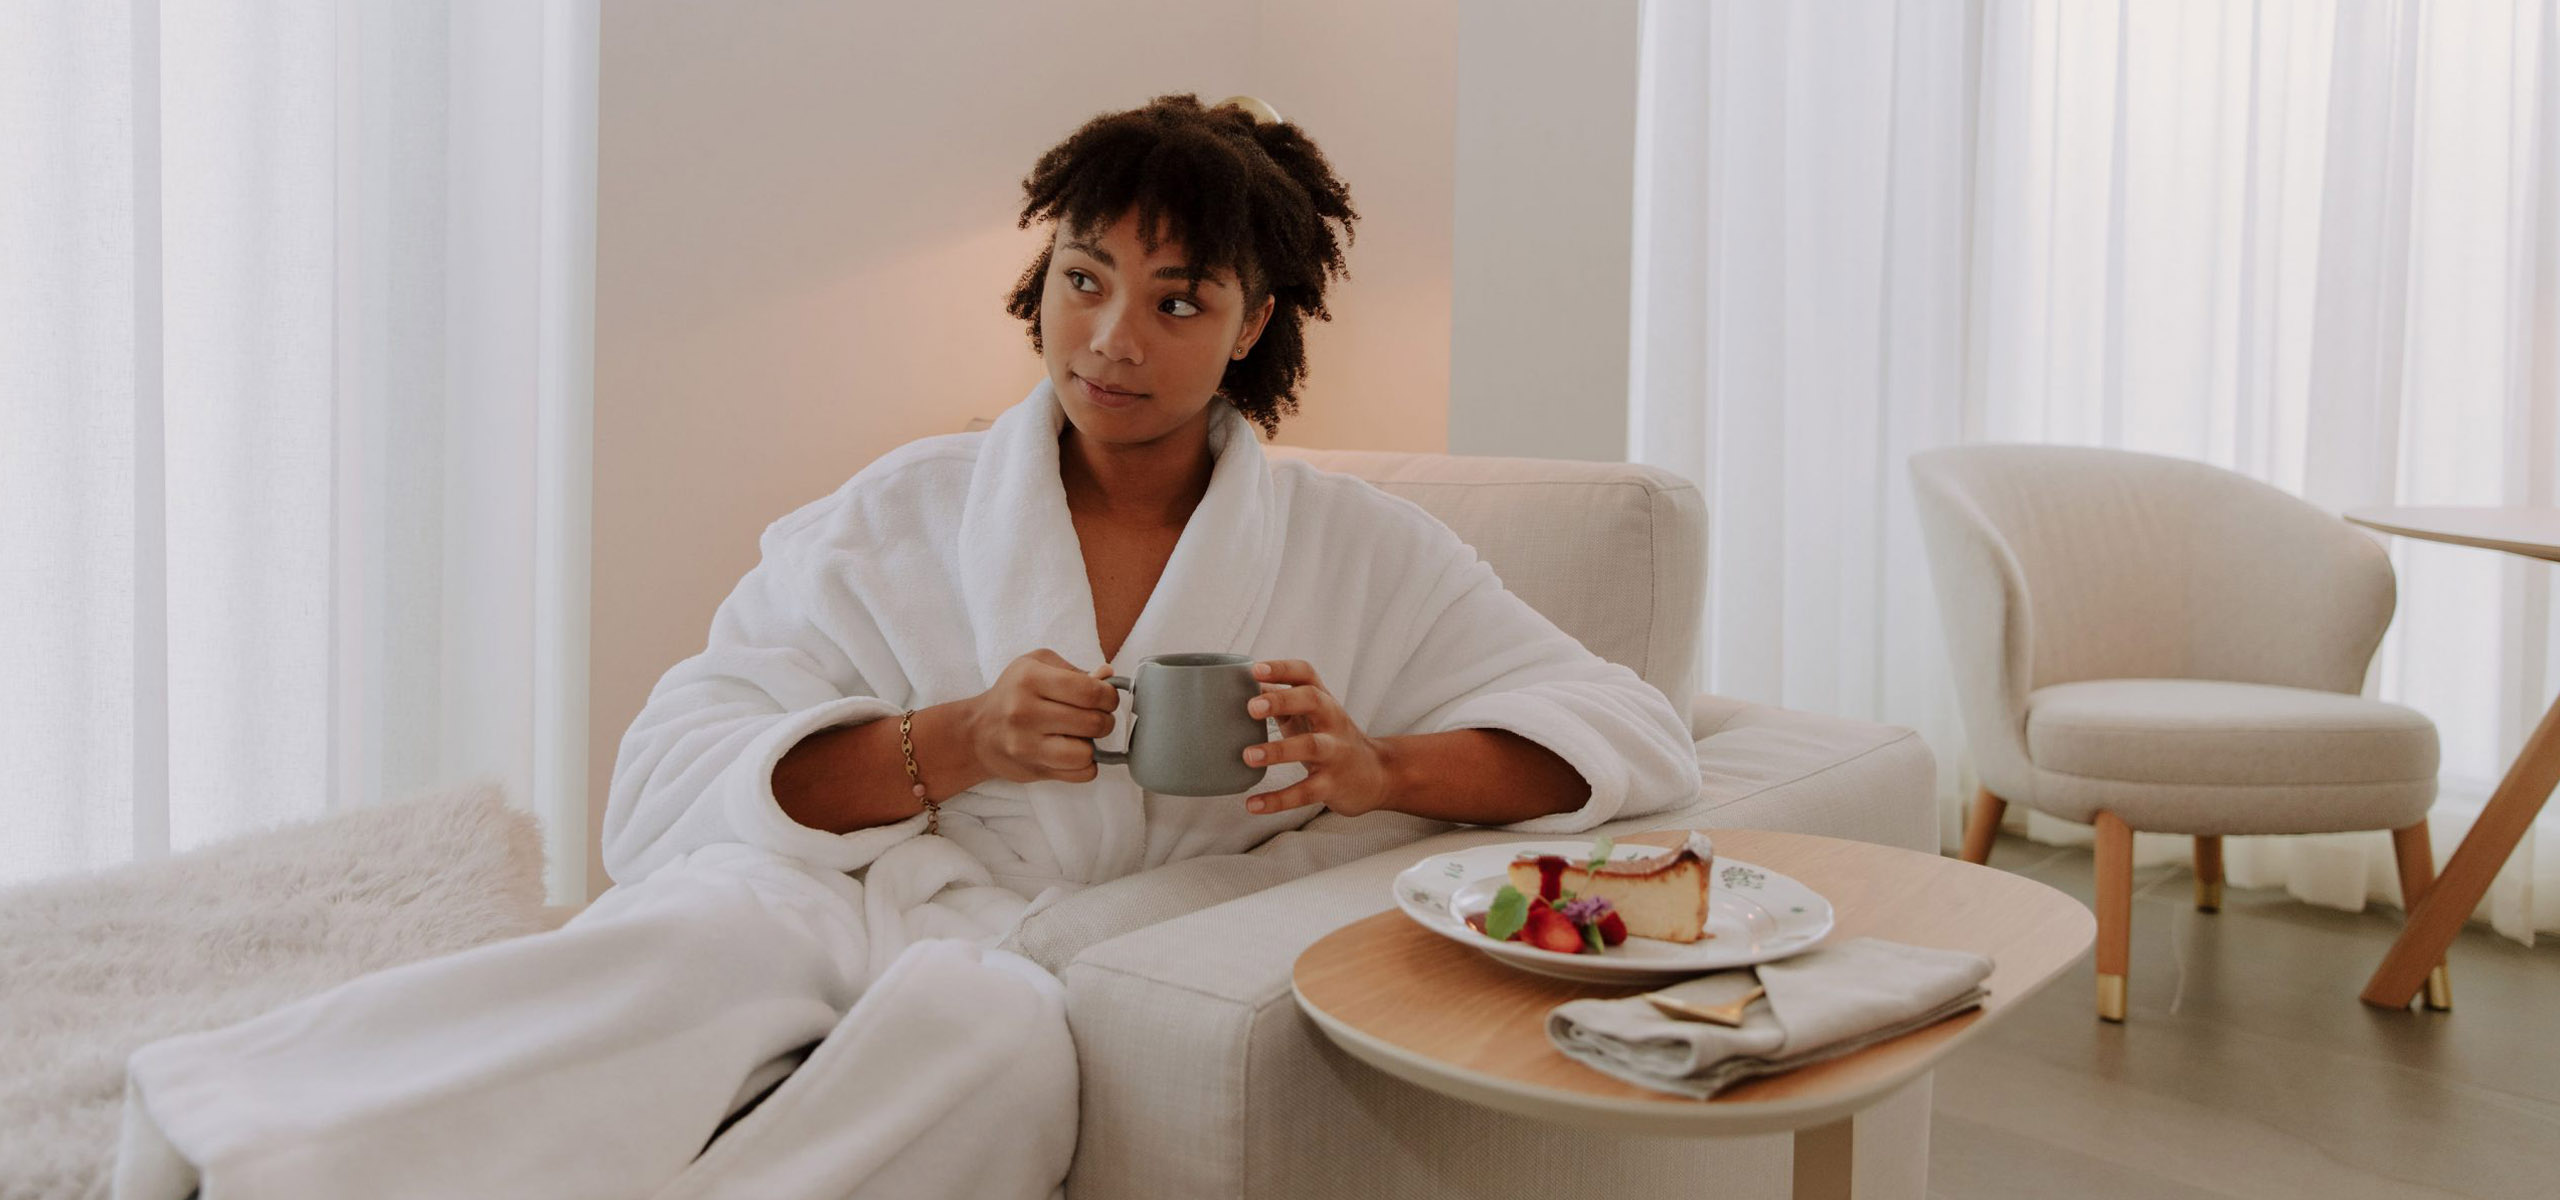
left=1634, top=0, right=2560, bottom=941
left=0, top=0, right=596, bottom=903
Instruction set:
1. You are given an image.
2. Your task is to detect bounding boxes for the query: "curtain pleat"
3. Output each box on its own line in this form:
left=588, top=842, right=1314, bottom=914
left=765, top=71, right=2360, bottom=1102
left=1, top=1, right=595, bottom=903
left=2, top=2, right=146, bottom=880
left=131, top=0, right=170, bottom=862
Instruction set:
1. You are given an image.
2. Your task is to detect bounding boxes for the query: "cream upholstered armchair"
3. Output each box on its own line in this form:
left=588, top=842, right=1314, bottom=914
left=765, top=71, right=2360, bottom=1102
left=1908, top=445, right=2446, bottom=1022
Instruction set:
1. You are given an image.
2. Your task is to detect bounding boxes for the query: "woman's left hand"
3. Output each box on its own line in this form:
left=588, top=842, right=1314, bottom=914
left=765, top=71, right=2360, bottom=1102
left=1240, top=659, right=1393, bottom=817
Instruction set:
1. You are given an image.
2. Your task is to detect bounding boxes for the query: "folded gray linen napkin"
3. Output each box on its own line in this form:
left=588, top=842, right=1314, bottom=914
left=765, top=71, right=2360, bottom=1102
left=1546, top=937, right=1993, bottom=1098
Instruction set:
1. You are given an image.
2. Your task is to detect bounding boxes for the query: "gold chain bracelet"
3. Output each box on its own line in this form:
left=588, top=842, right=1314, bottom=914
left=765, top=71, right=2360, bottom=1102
left=900, top=709, right=937, bottom=836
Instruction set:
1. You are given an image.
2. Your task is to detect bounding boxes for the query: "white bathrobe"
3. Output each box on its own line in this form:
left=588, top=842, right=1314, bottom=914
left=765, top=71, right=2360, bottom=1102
left=115, top=381, right=1699, bottom=1200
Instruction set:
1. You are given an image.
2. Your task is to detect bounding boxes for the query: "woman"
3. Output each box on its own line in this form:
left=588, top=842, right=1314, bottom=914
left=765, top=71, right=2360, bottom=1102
left=116, top=95, right=1699, bottom=1200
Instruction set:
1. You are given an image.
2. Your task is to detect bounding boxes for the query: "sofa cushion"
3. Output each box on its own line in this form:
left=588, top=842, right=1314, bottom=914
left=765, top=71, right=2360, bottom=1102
left=1270, top=447, right=1704, bottom=721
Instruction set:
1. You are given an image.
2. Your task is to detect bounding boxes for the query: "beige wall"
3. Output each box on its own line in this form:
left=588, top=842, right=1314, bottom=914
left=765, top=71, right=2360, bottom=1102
left=1451, top=0, right=1641, bottom=461
left=1248, top=0, right=1457, bottom=454
left=590, top=2, right=1457, bottom=894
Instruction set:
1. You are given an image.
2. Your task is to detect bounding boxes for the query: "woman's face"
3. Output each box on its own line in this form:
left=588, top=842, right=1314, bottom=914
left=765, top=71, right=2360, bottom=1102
left=1040, top=211, right=1273, bottom=447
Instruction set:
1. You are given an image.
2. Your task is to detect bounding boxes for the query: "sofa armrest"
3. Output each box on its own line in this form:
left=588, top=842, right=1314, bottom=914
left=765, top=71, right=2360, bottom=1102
left=1685, top=695, right=1939, bottom=855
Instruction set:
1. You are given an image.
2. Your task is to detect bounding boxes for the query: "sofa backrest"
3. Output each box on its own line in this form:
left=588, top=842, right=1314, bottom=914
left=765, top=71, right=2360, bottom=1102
left=1268, top=446, right=1704, bottom=722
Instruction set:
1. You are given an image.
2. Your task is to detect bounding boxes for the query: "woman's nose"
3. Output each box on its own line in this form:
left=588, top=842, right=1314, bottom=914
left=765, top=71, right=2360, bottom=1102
left=1089, top=297, right=1142, bottom=364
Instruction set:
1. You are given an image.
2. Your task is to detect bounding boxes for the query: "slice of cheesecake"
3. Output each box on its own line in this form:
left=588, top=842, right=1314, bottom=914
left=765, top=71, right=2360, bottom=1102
left=1507, top=833, right=1715, bottom=943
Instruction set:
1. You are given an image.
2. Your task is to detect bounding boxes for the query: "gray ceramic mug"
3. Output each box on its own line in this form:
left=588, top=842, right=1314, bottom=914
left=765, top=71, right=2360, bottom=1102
left=1092, top=652, right=1270, bottom=796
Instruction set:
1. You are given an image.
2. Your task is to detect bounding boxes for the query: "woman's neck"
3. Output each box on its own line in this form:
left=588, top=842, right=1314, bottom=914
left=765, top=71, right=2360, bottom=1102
left=1058, top=413, right=1218, bottom=530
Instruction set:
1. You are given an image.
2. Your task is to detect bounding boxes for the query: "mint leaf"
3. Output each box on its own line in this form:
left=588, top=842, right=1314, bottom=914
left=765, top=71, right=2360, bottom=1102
left=1485, top=885, right=1530, bottom=941
left=1581, top=921, right=1606, bottom=954
left=1587, top=835, right=1615, bottom=873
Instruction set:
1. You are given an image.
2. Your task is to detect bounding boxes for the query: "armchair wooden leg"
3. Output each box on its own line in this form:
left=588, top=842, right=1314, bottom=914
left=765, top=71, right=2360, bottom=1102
left=2389, top=822, right=2452, bottom=1011
left=2193, top=835, right=2223, bottom=913
left=1963, top=789, right=2007, bottom=865
left=2095, top=812, right=2133, bottom=1022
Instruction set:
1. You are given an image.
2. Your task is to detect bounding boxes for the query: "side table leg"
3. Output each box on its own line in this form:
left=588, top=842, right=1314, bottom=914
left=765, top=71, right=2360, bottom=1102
left=2362, top=690, right=2560, bottom=1009
left=1793, top=1117, right=1854, bottom=1200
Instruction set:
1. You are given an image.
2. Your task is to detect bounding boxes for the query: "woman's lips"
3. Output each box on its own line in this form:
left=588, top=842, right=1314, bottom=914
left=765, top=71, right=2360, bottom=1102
left=1075, top=374, right=1143, bottom=408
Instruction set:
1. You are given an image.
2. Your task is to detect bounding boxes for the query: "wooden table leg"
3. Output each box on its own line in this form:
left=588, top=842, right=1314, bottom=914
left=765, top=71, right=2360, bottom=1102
left=1793, top=1116, right=1855, bottom=1200
left=2362, top=689, right=2560, bottom=1008
left=1962, top=789, right=2006, bottom=865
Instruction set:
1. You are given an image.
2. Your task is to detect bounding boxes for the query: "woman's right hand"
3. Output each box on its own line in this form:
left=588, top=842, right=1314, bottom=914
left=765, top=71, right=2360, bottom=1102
left=962, top=650, right=1121, bottom=783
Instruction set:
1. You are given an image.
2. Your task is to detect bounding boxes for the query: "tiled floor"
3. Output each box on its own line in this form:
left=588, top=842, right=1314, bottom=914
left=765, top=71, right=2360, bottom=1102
left=1930, top=834, right=2560, bottom=1200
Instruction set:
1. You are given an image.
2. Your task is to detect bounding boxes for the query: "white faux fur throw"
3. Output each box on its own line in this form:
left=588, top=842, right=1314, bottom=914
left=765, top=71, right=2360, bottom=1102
left=0, top=783, right=550, bottom=1200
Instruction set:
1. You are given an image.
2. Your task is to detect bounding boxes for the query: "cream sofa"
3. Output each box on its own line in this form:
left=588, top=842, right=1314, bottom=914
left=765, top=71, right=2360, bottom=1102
left=994, top=447, right=1943, bottom=1199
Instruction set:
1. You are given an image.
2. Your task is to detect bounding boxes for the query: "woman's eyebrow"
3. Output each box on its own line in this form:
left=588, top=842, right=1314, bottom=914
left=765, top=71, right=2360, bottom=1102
left=1062, top=239, right=1227, bottom=287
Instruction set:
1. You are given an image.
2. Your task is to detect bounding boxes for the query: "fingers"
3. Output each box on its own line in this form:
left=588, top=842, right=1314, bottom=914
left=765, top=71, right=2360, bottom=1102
left=1031, top=734, right=1100, bottom=777
left=1030, top=697, right=1119, bottom=740
left=1030, top=661, right=1122, bottom=710
left=1244, top=731, right=1335, bottom=769
left=1245, top=779, right=1322, bottom=815
left=1247, top=684, right=1335, bottom=723
left=989, top=699, right=1114, bottom=749
left=998, top=733, right=1097, bottom=780
left=1252, top=659, right=1322, bottom=687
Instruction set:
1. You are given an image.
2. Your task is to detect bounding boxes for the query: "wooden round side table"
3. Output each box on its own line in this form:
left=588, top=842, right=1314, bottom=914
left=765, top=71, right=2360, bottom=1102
left=1291, top=828, right=2093, bottom=1200
left=2345, top=506, right=2560, bottom=1009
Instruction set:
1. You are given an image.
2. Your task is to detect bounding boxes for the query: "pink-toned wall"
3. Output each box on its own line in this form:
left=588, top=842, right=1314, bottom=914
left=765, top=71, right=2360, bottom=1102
left=590, top=2, right=1456, bottom=894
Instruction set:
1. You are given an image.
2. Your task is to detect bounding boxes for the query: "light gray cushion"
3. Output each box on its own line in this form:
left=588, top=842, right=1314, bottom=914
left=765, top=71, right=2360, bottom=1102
left=2022, top=678, right=2437, bottom=834
left=2027, top=679, right=2438, bottom=787
left=1271, top=446, right=1704, bottom=722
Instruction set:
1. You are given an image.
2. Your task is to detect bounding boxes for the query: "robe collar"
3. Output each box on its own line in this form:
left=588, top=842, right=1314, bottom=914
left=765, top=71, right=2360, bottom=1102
left=953, top=379, right=1287, bottom=881
left=958, top=379, right=1283, bottom=682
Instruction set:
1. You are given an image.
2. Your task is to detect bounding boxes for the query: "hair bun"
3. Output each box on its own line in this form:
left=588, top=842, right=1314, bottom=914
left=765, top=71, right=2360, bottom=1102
left=1214, top=95, right=1285, bottom=126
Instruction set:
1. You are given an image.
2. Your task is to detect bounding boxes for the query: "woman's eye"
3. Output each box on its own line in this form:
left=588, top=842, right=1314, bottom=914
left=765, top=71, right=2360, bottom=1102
left=1162, top=296, right=1200, bottom=317
left=1066, top=269, right=1099, bottom=293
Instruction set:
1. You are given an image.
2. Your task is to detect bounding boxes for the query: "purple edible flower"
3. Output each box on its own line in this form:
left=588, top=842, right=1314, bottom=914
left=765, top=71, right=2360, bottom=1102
left=1556, top=896, right=1614, bottom=924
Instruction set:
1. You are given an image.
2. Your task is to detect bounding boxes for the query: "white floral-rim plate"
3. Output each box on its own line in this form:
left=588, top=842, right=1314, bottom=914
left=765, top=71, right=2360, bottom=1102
left=1392, top=840, right=1836, bottom=984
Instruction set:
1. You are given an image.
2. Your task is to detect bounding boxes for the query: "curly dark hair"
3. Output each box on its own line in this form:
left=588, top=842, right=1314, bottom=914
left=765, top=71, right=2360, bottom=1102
left=1005, top=94, right=1357, bottom=437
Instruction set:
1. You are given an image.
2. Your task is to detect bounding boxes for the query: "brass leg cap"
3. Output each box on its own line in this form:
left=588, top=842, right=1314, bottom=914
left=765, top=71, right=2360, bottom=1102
left=2424, top=965, right=2452, bottom=1011
left=2196, top=878, right=2222, bottom=912
left=2097, top=973, right=2127, bottom=1022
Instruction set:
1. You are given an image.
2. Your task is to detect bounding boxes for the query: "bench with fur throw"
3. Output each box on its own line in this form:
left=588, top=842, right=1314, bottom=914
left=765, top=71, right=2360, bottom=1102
left=0, top=785, right=553, bottom=1199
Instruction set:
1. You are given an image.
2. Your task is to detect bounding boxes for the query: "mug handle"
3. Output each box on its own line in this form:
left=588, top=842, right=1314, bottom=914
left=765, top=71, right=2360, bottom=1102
left=1091, top=675, right=1136, bottom=765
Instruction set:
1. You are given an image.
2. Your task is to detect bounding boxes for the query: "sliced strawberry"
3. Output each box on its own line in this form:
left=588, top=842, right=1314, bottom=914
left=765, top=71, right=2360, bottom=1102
left=1596, top=911, right=1627, bottom=946
left=1464, top=911, right=1489, bottom=935
left=1534, top=855, right=1568, bottom=902
left=1520, top=902, right=1585, bottom=954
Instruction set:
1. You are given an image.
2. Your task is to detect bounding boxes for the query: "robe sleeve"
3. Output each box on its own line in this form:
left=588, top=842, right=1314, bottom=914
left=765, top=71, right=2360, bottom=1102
left=1368, top=505, right=1701, bottom=834
left=600, top=503, right=919, bottom=886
